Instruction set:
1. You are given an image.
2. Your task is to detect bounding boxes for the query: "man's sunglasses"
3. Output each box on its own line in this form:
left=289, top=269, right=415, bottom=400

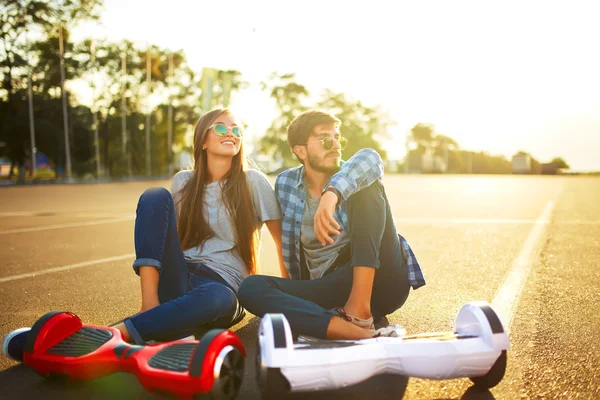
left=209, top=123, right=243, bottom=138
left=305, top=136, right=348, bottom=150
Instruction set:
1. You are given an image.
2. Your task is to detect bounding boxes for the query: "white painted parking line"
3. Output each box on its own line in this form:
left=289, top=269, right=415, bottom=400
left=0, top=253, right=136, bottom=284
left=0, top=212, right=135, bottom=218
left=395, top=217, right=547, bottom=225
left=491, top=200, right=555, bottom=331
left=0, top=217, right=134, bottom=235
left=0, top=212, right=41, bottom=217
left=395, top=217, right=599, bottom=225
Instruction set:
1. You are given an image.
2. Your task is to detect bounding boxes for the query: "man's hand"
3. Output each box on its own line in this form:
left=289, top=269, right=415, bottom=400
left=314, top=190, right=341, bottom=246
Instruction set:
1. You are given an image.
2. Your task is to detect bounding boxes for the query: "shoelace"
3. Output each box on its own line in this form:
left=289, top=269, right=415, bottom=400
left=332, top=307, right=353, bottom=322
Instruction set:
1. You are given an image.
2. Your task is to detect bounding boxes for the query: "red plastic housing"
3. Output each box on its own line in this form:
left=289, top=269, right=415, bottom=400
left=22, top=312, right=245, bottom=399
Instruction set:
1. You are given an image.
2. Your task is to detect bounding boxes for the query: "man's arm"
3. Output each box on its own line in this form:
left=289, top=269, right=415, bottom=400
left=327, top=148, right=384, bottom=200
left=314, top=148, right=384, bottom=245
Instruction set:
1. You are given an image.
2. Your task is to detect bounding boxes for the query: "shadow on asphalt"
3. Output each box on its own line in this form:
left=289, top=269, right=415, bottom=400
left=235, top=316, right=408, bottom=400
left=1, top=316, right=412, bottom=400
left=461, top=385, right=496, bottom=399
left=0, top=364, right=162, bottom=399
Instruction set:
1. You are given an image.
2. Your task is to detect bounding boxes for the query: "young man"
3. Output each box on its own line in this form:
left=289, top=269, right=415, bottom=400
left=238, top=110, right=425, bottom=340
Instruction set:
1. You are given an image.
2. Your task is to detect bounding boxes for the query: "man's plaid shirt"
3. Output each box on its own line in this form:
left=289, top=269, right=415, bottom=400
left=274, top=148, right=425, bottom=289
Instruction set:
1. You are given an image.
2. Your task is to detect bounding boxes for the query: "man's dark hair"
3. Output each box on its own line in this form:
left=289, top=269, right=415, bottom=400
left=287, top=110, right=341, bottom=164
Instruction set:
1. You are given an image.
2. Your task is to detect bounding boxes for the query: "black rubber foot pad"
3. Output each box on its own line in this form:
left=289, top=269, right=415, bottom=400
left=148, top=343, right=197, bottom=372
left=47, top=327, right=113, bottom=357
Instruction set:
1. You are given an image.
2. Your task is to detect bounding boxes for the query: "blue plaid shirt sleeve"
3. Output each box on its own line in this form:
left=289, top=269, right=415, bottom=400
left=326, top=148, right=384, bottom=201
left=399, top=234, right=426, bottom=289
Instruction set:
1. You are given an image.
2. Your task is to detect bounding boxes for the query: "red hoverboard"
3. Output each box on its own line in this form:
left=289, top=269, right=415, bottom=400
left=22, top=311, right=246, bottom=399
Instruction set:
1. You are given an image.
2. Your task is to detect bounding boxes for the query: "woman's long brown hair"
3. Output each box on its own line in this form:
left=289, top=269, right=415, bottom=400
left=176, top=109, right=258, bottom=275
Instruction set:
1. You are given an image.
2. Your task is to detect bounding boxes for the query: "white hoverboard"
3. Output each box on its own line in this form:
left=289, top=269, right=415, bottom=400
left=256, top=302, right=510, bottom=398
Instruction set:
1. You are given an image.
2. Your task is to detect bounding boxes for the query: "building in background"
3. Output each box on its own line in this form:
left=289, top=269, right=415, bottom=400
left=406, top=152, right=446, bottom=173
left=512, top=152, right=532, bottom=174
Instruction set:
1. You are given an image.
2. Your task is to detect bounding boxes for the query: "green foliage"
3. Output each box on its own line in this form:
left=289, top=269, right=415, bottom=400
left=406, top=124, right=516, bottom=174
left=1, top=6, right=245, bottom=178
left=550, top=157, right=569, bottom=169
left=259, top=73, right=309, bottom=166
left=0, top=0, right=103, bottom=174
left=316, top=90, right=391, bottom=161
left=410, top=123, right=435, bottom=154
left=260, top=73, right=394, bottom=167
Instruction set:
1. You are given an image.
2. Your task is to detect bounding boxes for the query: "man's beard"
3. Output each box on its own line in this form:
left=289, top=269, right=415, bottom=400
left=306, top=152, right=341, bottom=173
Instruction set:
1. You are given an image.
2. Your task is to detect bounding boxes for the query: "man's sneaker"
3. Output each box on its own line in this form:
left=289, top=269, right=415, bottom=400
left=2, top=328, right=30, bottom=362
left=371, top=324, right=406, bottom=338
left=332, top=308, right=375, bottom=330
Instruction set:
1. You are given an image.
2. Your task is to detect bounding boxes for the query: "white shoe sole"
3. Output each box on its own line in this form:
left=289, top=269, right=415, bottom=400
left=2, top=328, right=30, bottom=362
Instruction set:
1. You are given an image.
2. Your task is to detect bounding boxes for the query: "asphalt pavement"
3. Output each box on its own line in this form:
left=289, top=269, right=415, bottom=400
left=1, top=175, right=598, bottom=399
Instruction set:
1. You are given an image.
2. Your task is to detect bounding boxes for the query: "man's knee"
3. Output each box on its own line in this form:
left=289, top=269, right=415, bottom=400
left=347, top=180, right=385, bottom=209
left=346, top=181, right=387, bottom=228
left=238, top=275, right=272, bottom=307
left=347, top=181, right=388, bottom=267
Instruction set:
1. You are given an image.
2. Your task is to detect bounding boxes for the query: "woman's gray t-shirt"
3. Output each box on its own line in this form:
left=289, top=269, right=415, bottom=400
left=170, top=169, right=281, bottom=291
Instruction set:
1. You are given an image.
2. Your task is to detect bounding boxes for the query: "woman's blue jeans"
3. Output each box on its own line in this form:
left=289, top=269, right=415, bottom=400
left=124, top=187, right=245, bottom=344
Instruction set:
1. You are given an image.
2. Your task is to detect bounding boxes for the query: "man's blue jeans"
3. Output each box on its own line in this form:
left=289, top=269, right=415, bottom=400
left=123, top=187, right=244, bottom=344
left=238, top=181, right=411, bottom=339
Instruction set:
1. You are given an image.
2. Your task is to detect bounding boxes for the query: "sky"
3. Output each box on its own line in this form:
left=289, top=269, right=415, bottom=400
left=72, top=0, right=600, bottom=171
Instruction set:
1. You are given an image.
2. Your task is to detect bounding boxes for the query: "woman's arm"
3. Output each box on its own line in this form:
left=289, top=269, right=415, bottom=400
left=264, top=219, right=289, bottom=279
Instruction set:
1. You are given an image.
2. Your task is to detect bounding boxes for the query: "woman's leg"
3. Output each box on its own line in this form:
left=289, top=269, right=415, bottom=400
left=124, top=275, right=243, bottom=343
left=132, top=187, right=188, bottom=305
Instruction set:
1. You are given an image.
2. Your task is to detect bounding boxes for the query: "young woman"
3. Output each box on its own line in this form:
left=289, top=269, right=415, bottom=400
left=2, top=108, right=283, bottom=359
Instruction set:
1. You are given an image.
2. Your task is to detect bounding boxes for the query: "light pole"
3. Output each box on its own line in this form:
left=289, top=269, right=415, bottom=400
left=121, top=50, right=131, bottom=177
left=145, top=47, right=152, bottom=177
left=58, top=26, right=72, bottom=180
left=27, top=74, right=36, bottom=179
left=167, top=53, right=174, bottom=177
left=91, top=40, right=101, bottom=179
left=404, top=133, right=410, bottom=174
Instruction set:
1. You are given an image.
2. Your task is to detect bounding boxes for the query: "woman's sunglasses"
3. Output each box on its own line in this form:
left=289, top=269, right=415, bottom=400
left=209, top=123, right=243, bottom=138
left=305, top=136, right=348, bottom=150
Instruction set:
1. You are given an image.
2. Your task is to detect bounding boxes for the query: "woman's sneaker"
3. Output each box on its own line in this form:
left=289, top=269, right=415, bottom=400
left=2, top=328, right=30, bottom=362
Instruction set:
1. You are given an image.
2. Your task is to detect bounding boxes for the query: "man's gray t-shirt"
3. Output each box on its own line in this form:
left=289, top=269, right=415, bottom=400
left=170, top=169, right=281, bottom=291
left=301, top=195, right=349, bottom=280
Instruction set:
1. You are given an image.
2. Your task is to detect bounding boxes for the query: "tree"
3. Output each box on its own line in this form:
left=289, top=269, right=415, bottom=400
left=83, top=40, right=201, bottom=177
left=406, top=124, right=463, bottom=172
left=0, top=0, right=102, bottom=176
left=316, top=90, right=391, bottom=160
left=550, top=157, right=569, bottom=169
left=259, top=73, right=309, bottom=166
left=409, top=123, right=435, bottom=154
left=72, top=40, right=243, bottom=177
left=260, top=73, right=394, bottom=168
left=213, top=69, right=247, bottom=107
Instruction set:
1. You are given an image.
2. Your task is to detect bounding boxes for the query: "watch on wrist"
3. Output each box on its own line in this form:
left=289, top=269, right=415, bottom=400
left=324, top=186, right=341, bottom=204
